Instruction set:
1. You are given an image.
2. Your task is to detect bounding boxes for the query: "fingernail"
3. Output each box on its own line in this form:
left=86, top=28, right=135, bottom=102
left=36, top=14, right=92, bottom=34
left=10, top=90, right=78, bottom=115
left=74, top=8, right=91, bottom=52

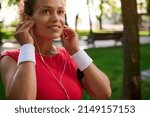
left=64, top=25, right=67, bottom=28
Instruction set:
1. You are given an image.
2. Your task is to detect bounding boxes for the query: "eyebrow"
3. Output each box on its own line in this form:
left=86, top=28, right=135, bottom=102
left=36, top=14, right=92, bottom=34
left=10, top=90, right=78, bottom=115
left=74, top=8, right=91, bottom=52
left=41, top=6, right=65, bottom=10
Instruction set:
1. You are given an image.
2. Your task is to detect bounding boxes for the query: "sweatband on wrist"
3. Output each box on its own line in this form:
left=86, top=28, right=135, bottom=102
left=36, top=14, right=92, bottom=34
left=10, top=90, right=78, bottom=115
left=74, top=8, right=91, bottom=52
left=18, top=44, right=36, bottom=65
left=71, top=49, right=93, bottom=71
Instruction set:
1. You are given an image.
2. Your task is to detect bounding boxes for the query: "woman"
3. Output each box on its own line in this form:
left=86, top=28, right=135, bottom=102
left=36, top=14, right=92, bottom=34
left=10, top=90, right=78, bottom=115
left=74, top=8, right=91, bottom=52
left=0, top=0, right=111, bottom=100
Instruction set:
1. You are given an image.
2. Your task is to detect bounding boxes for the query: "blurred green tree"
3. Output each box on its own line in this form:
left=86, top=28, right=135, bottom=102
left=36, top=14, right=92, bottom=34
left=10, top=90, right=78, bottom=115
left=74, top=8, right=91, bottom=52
left=146, top=0, right=150, bottom=15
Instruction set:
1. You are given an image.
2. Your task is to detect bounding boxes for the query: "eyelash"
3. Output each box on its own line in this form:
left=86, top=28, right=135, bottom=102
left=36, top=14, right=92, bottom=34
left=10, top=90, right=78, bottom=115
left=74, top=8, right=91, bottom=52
left=42, top=9, right=51, bottom=14
left=42, top=9, right=65, bottom=15
left=58, top=10, right=65, bottom=15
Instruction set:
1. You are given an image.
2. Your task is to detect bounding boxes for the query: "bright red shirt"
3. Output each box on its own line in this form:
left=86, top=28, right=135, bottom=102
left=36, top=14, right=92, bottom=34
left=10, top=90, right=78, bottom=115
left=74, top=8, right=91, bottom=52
left=1, top=47, right=83, bottom=100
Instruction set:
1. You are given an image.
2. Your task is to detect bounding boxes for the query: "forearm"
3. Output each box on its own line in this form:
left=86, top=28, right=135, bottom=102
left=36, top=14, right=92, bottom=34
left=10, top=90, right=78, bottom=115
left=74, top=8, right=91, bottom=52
left=82, top=63, right=111, bottom=100
left=7, top=62, right=37, bottom=100
left=62, top=27, right=111, bottom=99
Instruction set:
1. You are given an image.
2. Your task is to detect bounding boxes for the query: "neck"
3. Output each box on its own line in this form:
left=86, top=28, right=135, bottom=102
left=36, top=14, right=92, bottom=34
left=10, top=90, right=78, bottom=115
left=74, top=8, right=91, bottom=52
left=33, top=36, right=57, bottom=56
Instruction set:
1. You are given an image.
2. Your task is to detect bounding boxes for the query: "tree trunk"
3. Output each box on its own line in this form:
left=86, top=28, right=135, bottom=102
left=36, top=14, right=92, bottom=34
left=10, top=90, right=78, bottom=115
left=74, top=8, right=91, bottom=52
left=87, top=0, right=93, bottom=34
left=75, top=13, right=79, bottom=32
left=146, top=0, right=150, bottom=35
left=0, top=3, right=2, bottom=46
left=99, top=1, right=103, bottom=29
left=121, top=0, right=141, bottom=99
left=0, top=27, right=2, bottom=46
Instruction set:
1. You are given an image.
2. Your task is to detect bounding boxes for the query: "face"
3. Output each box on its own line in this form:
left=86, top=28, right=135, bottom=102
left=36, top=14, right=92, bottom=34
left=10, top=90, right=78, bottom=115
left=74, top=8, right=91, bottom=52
left=31, top=0, right=65, bottom=39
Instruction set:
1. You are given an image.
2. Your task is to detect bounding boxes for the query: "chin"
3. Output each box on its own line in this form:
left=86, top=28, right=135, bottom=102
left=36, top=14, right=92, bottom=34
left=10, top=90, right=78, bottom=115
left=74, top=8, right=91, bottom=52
left=49, top=35, right=61, bottom=40
left=44, top=32, right=60, bottom=39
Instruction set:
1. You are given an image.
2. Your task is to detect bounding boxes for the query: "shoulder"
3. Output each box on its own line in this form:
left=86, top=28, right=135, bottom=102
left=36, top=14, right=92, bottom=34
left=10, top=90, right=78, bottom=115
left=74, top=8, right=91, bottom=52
left=1, top=49, right=20, bottom=56
left=0, top=49, right=20, bottom=62
left=0, top=51, right=18, bottom=94
left=56, top=47, right=77, bottom=69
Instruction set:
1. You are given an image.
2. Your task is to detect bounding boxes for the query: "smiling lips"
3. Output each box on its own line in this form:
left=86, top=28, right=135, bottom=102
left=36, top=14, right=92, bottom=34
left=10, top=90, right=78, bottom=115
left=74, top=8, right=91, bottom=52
left=47, top=25, right=62, bottom=31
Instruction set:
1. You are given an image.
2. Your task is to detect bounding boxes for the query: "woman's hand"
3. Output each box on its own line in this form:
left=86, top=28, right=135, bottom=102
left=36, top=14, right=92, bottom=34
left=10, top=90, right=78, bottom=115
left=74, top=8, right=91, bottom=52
left=61, top=26, right=80, bottom=55
left=14, top=20, right=35, bottom=46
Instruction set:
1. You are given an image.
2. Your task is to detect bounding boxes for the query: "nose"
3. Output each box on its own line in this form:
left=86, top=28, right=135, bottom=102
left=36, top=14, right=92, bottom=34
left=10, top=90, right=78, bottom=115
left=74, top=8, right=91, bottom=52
left=50, top=12, right=59, bottom=22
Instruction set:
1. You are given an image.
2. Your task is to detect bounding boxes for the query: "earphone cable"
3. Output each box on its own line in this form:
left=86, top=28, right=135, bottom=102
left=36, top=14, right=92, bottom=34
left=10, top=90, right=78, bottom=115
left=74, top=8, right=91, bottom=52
left=32, top=32, right=70, bottom=100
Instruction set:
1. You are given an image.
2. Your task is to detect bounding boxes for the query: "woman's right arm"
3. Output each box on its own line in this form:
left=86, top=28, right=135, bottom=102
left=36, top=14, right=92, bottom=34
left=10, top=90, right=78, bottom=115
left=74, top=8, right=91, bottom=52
left=0, top=20, right=37, bottom=100
left=0, top=56, right=37, bottom=100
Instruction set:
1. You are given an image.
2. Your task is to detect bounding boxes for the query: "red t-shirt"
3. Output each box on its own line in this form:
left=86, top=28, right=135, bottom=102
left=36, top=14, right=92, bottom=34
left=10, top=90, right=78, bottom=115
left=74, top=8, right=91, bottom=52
left=0, top=47, right=83, bottom=100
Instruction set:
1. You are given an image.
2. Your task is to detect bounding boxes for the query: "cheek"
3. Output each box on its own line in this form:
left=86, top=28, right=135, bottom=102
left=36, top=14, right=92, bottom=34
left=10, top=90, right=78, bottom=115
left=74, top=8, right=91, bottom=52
left=33, top=14, right=47, bottom=25
left=34, top=18, right=46, bottom=31
left=60, top=16, right=65, bottom=25
left=34, top=17, right=44, bottom=25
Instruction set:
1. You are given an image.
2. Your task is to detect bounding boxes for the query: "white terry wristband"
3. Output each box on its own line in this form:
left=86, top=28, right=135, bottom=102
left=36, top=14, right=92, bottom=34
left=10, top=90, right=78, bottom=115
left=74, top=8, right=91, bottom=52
left=18, top=44, right=36, bottom=65
left=71, top=49, right=93, bottom=71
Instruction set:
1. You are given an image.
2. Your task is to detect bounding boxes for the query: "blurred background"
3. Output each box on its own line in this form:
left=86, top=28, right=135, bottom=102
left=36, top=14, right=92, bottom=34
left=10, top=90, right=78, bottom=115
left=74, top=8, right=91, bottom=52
left=0, top=0, right=150, bottom=100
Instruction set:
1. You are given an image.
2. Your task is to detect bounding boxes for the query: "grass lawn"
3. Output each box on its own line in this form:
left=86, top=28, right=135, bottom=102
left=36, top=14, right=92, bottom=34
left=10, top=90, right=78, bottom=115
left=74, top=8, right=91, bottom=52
left=76, top=30, right=150, bottom=37
left=0, top=72, right=5, bottom=100
left=0, top=44, right=150, bottom=100
left=84, top=44, right=150, bottom=100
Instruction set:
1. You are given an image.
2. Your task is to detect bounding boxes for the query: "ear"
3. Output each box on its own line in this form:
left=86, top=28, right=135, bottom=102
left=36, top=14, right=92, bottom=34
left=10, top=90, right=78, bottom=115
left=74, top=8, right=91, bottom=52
left=21, top=13, right=32, bottom=21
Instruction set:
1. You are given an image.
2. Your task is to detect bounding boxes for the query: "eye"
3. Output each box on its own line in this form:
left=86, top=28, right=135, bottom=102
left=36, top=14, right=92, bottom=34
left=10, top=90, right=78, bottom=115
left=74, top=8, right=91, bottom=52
left=42, top=9, right=51, bottom=14
left=58, top=10, right=65, bottom=15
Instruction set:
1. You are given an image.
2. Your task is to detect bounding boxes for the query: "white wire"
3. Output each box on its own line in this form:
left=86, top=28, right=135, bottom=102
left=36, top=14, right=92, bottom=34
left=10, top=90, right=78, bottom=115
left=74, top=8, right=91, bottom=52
left=33, top=33, right=70, bottom=100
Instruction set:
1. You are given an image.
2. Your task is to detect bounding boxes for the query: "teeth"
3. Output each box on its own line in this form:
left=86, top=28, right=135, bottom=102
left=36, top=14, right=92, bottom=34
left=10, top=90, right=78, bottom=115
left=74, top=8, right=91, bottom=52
left=52, top=26, right=59, bottom=29
left=49, top=26, right=60, bottom=28
left=47, top=25, right=61, bottom=31
left=48, top=26, right=60, bottom=30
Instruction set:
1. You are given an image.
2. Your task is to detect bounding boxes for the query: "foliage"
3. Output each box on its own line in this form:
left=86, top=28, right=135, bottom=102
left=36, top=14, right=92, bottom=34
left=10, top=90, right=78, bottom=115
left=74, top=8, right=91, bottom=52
left=139, top=30, right=150, bottom=36
left=106, top=0, right=122, bottom=18
left=1, top=27, right=15, bottom=40
left=1, top=28, right=149, bottom=40
left=97, top=0, right=122, bottom=24
left=146, top=0, right=150, bottom=15
left=0, top=73, right=5, bottom=100
left=7, top=0, right=19, bottom=5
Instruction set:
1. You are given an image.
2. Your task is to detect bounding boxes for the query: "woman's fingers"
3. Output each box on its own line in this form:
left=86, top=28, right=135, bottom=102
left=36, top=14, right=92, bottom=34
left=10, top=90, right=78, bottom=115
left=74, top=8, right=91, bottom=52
left=14, top=20, right=35, bottom=45
left=62, top=26, right=77, bottom=40
left=60, top=26, right=79, bottom=55
left=16, top=22, right=24, bottom=31
left=16, top=20, right=34, bottom=32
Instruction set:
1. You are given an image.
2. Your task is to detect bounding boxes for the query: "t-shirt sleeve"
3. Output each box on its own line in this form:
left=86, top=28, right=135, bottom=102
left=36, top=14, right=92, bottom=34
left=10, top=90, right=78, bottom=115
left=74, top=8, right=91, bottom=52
left=0, top=49, right=20, bottom=62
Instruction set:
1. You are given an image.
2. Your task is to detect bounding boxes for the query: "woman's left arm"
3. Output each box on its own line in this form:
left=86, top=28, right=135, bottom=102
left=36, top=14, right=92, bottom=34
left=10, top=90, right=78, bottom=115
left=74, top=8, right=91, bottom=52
left=62, top=26, right=111, bottom=99
left=80, top=63, right=111, bottom=100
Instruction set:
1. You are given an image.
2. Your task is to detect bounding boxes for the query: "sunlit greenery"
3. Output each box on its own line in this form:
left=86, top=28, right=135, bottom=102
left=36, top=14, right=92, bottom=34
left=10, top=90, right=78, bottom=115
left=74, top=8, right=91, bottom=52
left=139, top=30, right=150, bottom=36
left=1, top=27, right=149, bottom=40
left=1, top=27, right=15, bottom=40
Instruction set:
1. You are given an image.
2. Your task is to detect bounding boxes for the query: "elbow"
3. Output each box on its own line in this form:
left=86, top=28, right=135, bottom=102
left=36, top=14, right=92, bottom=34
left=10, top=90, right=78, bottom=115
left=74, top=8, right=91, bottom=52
left=94, top=87, right=112, bottom=100
left=6, top=91, right=36, bottom=100
left=100, top=78, right=112, bottom=99
left=6, top=87, right=37, bottom=100
left=103, top=88, right=111, bottom=99
left=7, top=94, right=36, bottom=100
